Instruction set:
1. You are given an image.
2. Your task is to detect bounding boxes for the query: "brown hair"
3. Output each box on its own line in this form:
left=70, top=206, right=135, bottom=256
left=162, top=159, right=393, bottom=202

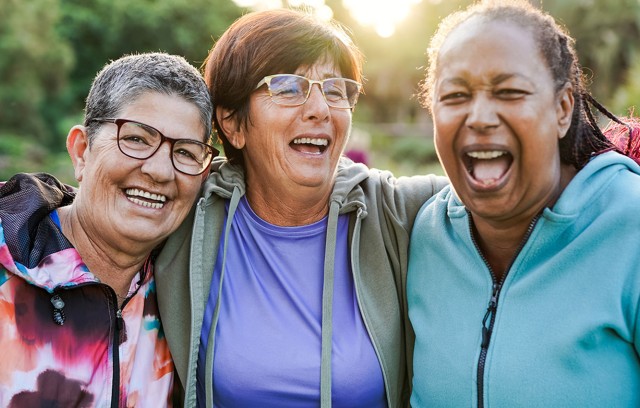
left=203, top=8, right=364, bottom=168
left=419, top=0, right=614, bottom=169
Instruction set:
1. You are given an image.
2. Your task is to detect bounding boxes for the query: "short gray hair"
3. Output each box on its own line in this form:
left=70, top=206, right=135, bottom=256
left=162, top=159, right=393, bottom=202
left=84, top=52, right=213, bottom=144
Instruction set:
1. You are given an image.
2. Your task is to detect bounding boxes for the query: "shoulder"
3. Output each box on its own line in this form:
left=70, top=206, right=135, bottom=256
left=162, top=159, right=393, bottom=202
left=339, top=160, right=448, bottom=203
left=1, top=172, right=75, bottom=199
left=584, top=152, right=640, bottom=204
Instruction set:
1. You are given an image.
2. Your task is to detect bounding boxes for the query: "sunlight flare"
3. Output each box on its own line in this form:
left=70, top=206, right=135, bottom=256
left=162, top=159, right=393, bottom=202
left=342, top=0, right=423, bottom=37
left=232, top=0, right=425, bottom=36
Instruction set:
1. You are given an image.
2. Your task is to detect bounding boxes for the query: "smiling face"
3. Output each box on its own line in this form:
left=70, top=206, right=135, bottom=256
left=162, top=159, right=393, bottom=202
left=432, top=18, right=573, bottom=226
left=222, top=58, right=352, bottom=207
left=70, top=92, right=206, bottom=249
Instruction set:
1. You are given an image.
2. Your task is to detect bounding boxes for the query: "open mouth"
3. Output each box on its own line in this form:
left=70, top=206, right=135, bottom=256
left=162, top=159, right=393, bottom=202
left=290, top=137, right=329, bottom=155
left=125, top=188, right=167, bottom=209
left=463, top=150, right=513, bottom=187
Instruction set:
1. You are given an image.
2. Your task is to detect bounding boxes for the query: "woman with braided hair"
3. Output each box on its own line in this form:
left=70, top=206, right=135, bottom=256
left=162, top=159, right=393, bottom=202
left=407, top=0, right=640, bottom=406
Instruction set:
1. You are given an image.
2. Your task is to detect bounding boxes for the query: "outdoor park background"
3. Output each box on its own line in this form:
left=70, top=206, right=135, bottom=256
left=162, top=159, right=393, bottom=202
left=1, top=0, right=639, bottom=185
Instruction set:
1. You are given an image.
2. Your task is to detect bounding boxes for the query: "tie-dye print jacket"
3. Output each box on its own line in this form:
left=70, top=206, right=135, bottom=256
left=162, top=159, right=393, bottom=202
left=0, top=173, right=174, bottom=407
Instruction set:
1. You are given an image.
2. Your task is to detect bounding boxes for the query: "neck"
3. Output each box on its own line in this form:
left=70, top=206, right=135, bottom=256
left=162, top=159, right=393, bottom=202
left=244, top=179, right=333, bottom=227
left=472, top=215, right=535, bottom=281
left=471, top=163, right=577, bottom=280
left=57, top=205, right=150, bottom=298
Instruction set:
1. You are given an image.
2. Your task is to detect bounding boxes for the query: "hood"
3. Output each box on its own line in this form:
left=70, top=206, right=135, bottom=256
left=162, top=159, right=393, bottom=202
left=0, top=173, right=95, bottom=291
left=202, top=155, right=371, bottom=216
left=550, top=151, right=640, bottom=216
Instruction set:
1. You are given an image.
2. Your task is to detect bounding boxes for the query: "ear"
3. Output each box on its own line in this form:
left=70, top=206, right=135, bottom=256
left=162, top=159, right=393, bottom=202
left=556, top=82, right=574, bottom=139
left=66, top=125, right=90, bottom=182
left=216, top=106, right=245, bottom=149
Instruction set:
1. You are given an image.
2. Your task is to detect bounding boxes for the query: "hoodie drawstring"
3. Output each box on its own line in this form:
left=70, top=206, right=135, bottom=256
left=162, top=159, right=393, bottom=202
left=205, top=186, right=242, bottom=408
left=320, top=200, right=340, bottom=408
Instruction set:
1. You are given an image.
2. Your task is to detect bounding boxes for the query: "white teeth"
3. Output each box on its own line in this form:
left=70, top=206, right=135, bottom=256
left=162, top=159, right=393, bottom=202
left=127, top=197, right=165, bottom=209
left=293, top=138, right=328, bottom=146
left=125, top=188, right=167, bottom=209
left=467, top=151, right=506, bottom=160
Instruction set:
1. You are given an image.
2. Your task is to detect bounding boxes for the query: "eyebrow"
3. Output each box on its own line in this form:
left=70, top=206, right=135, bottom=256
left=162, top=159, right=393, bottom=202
left=295, top=70, right=341, bottom=79
left=442, top=77, right=468, bottom=86
left=491, top=73, right=516, bottom=85
left=132, top=121, right=158, bottom=134
left=442, top=73, right=534, bottom=87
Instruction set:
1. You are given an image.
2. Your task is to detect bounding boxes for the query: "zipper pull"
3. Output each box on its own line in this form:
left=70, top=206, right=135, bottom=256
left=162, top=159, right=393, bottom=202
left=116, top=309, right=128, bottom=344
left=50, top=293, right=66, bottom=326
left=481, top=284, right=500, bottom=348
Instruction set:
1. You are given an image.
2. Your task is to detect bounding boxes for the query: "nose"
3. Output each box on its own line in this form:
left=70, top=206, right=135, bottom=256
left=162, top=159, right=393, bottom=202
left=140, top=140, right=176, bottom=182
left=302, top=83, right=330, bottom=121
left=466, top=92, right=499, bottom=132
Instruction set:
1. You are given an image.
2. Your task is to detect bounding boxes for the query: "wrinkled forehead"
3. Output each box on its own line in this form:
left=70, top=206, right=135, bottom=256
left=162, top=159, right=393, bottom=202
left=294, top=55, right=343, bottom=78
left=436, top=16, right=539, bottom=72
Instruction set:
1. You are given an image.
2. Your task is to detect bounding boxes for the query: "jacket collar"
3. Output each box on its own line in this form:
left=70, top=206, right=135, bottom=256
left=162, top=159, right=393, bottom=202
left=201, top=156, right=370, bottom=217
left=0, top=173, right=94, bottom=291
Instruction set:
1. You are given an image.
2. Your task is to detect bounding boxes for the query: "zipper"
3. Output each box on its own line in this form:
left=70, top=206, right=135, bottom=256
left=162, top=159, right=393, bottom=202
left=45, top=260, right=148, bottom=408
left=471, top=213, right=540, bottom=408
left=109, top=286, right=122, bottom=408
left=108, top=280, right=140, bottom=408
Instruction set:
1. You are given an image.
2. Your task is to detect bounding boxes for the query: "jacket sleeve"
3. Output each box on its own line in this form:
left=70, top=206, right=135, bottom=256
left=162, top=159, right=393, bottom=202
left=359, top=170, right=448, bottom=406
left=155, top=203, right=198, bottom=388
left=377, top=171, right=448, bottom=231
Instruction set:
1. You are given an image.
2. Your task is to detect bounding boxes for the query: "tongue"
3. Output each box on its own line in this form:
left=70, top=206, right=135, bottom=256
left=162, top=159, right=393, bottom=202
left=472, top=156, right=510, bottom=184
left=291, top=143, right=322, bottom=154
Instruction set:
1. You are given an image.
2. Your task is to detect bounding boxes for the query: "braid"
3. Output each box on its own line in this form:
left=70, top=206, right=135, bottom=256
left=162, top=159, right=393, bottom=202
left=566, top=93, right=616, bottom=168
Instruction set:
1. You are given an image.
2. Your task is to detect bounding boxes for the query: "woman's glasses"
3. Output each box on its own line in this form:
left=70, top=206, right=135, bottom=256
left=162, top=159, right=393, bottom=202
left=255, top=74, right=362, bottom=109
left=90, top=118, right=218, bottom=176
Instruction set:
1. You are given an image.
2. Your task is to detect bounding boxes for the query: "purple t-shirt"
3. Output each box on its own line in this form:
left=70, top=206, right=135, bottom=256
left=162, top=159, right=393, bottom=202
left=197, top=197, right=386, bottom=407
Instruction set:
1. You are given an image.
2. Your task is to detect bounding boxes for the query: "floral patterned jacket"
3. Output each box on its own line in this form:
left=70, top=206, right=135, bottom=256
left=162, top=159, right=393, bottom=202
left=0, top=173, right=174, bottom=408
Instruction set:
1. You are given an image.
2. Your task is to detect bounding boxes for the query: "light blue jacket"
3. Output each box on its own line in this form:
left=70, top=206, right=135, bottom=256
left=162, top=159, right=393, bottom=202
left=408, top=152, right=640, bottom=407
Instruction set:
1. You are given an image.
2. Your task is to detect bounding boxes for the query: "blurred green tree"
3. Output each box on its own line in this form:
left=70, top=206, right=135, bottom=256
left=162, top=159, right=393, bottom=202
left=547, top=0, right=640, bottom=109
left=0, top=0, right=73, bottom=147
left=58, top=0, right=242, bottom=118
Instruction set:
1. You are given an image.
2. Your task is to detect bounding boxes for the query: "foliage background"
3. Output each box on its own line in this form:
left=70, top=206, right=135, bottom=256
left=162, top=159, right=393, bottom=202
left=1, top=0, right=639, bottom=184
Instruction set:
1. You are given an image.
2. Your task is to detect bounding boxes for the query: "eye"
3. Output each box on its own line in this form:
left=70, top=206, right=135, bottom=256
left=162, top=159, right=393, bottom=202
left=270, top=78, right=305, bottom=97
left=438, top=91, right=469, bottom=104
left=273, top=85, right=300, bottom=96
left=324, top=82, right=348, bottom=100
left=119, top=122, right=157, bottom=148
left=120, top=134, right=152, bottom=146
left=174, top=141, right=206, bottom=164
left=175, top=148, right=200, bottom=163
left=494, top=88, right=530, bottom=100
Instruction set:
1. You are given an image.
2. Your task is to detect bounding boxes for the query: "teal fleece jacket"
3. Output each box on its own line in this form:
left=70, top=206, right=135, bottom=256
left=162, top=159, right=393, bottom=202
left=155, top=156, right=447, bottom=408
left=408, top=151, right=640, bottom=407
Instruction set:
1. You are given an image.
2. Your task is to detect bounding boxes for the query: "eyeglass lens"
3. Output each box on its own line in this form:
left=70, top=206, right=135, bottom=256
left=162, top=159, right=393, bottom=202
left=117, top=121, right=212, bottom=175
left=268, top=75, right=359, bottom=108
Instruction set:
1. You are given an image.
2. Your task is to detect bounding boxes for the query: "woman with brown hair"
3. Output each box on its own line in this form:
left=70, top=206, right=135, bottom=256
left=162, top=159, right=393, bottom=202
left=155, top=8, right=446, bottom=408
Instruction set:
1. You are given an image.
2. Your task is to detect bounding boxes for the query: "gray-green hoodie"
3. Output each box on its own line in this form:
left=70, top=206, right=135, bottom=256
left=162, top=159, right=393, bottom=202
left=155, top=156, right=447, bottom=408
